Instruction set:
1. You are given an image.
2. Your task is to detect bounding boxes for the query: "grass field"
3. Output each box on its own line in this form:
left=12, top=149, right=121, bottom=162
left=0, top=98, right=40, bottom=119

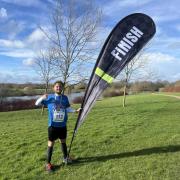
left=153, top=92, right=180, bottom=96
left=0, top=94, right=180, bottom=180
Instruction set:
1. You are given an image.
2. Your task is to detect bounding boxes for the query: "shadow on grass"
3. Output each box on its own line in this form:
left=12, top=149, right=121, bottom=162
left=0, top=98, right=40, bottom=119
left=73, top=145, right=180, bottom=165
left=53, top=164, right=61, bottom=171
left=50, top=164, right=65, bottom=172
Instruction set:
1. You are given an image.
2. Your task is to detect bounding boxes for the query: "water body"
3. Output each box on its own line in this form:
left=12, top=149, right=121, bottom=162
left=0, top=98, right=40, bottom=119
left=6, top=92, right=85, bottom=102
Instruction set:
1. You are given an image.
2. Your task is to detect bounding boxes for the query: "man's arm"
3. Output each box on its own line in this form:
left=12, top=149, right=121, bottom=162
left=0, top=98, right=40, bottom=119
left=65, top=96, right=81, bottom=113
left=66, top=107, right=81, bottom=113
left=35, top=94, right=48, bottom=106
left=66, top=107, right=76, bottom=113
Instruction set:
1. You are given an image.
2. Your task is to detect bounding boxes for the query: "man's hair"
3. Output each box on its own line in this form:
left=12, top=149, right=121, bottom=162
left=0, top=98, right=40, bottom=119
left=53, top=81, right=64, bottom=87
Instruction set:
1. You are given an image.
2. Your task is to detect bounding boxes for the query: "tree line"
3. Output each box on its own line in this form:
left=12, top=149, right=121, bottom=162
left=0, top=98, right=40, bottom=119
left=0, top=79, right=179, bottom=97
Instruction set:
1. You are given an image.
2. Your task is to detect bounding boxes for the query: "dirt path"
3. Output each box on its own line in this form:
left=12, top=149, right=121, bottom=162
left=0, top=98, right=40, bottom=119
left=152, top=93, right=180, bottom=100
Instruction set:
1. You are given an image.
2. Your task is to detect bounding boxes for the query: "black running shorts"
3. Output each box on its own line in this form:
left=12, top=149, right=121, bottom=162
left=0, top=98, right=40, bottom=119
left=48, top=126, right=67, bottom=141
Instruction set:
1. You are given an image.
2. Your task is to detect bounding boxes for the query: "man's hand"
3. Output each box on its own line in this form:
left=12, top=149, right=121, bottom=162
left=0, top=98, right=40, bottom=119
left=42, top=94, right=48, bottom=99
left=75, top=108, right=82, bottom=113
left=35, top=94, right=48, bottom=106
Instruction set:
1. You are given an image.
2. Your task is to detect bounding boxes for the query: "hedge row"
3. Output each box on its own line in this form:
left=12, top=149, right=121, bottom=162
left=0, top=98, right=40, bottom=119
left=0, top=99, right=39, bottom=112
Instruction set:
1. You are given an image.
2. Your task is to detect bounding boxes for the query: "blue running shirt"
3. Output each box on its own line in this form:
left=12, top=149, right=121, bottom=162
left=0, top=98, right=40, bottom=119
left=42, top=94, right=70, bottom=127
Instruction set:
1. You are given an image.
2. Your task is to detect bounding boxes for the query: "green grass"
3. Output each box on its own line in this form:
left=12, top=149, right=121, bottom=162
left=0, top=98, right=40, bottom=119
left=0, top=94, right=180, bottom=180
left=155, top=92, right=180, bottom=96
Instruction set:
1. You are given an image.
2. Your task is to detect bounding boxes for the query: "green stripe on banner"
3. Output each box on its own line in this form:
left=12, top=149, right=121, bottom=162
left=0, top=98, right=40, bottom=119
left=95, top=67, right=104, bottom=77
left=95, top=67, right=114, bottom=83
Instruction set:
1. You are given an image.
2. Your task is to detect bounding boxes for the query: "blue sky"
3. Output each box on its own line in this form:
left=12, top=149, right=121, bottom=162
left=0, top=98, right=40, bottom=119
left=0, top=0, right=180, bottom=83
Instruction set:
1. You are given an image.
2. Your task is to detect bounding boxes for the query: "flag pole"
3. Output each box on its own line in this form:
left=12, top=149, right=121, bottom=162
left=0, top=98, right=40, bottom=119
left=68, top=117, right=80, bottom=157
left=68, top=129, right=77, bottom=157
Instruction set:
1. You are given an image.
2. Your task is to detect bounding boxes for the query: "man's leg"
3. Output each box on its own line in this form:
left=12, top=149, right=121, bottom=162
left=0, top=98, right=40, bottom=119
left=47, top=141, right=54, bottom=164
left=60, top=139, right=73, bottom=164
left=58, top=126, right=72, bottom=164
left=59, top=127, right=68, bottom=160
left=46, top=126, right=56, bottom=172
left=60, top=139, right=67, bottom=159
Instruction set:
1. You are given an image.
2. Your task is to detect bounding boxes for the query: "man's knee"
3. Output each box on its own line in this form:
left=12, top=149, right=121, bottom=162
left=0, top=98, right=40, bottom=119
left=48, top=140, right=54, bottom=147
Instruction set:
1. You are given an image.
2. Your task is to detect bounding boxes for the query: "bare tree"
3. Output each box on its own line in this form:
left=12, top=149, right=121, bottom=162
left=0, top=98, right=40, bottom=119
left=40, top=0, right=101, bottom=92
left=34, top=48, right=57, bottom=93
left=118, top=47, right=156, bottom=107
left=33, top=48, right=57, bottom=114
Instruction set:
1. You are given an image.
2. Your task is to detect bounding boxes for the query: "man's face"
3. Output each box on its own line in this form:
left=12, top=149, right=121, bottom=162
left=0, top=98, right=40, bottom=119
left=53, top=83, right=62, bottom=94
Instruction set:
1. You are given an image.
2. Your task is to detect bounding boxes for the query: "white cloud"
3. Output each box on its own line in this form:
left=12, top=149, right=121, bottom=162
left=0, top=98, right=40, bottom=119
left=0, top=72, right=13, bottom=83
left=0, top=39, right=25, bottom=48
left=143, top=52, right=176, bottom=63
left=168, top=42, right=180, bottom=49
left=23, top=58, right=35, bottom=66
left=175, top=24, right=180, bottom=31
left=103, top=0, right=152, bottom=16
left=152, top=14, right=180, bottom=23
left=172, top=73, right=180, bottom=80
left=102, top=0, right=178, bottom=26
left=0, top=20, right=26, bottom=39
left=118, top=0, right=152, bottom=7
left=0, top=71, right=41, bottom=83
left=0, top=49, right=35, bottom=58
left=151, top=1, right=180, bottom=23
left=0, top=7, right=7, bottom=18
left=0, top=28, right=49, bottom=60
left=27, top=28, right=46, bottom=44
left=26, top=27, right=50, bottom=51
left=141, top=52, right=180, bottom=81
left=1, top=0, right=43, bottom=7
